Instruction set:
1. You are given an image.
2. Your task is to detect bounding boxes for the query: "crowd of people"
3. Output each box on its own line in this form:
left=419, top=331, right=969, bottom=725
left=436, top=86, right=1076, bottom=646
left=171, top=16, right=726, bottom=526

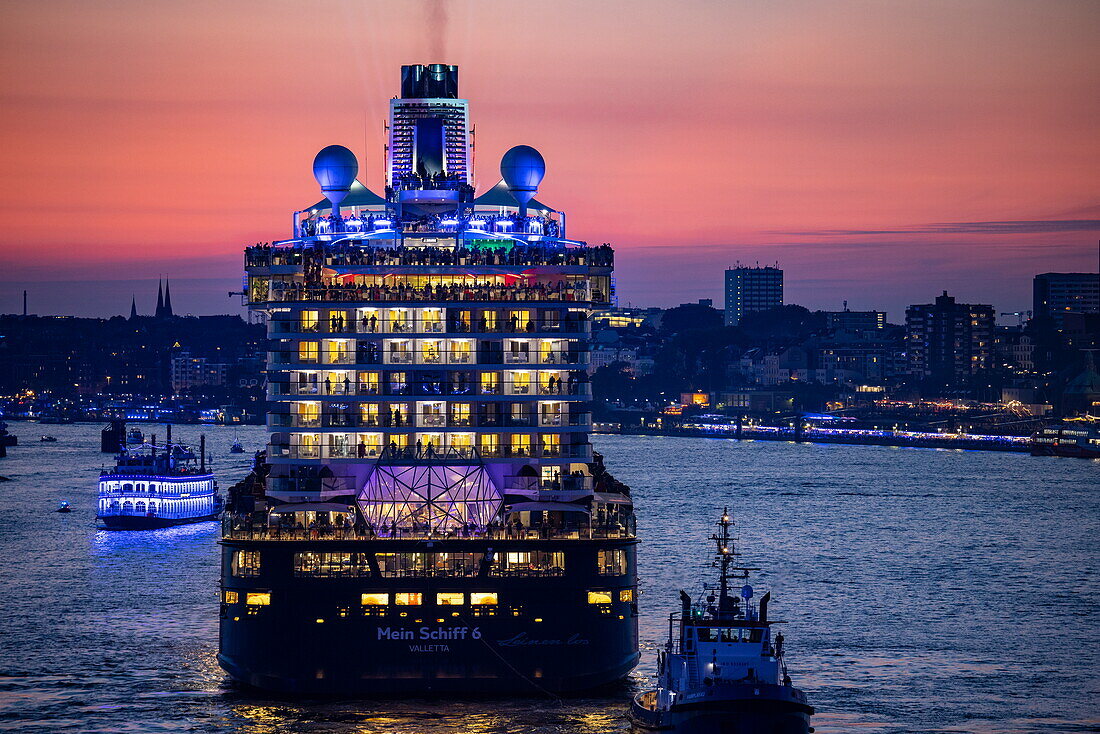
left=296, top=210, right=561, bottom=238
left=269, top=278, right=598, bottom=304
left=246, top=240, right=613, bottom=269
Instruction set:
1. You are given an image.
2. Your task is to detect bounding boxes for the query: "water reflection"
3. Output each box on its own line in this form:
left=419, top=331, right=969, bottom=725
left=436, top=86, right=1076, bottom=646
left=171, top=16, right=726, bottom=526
left=220, top=695, right=631, bottom=733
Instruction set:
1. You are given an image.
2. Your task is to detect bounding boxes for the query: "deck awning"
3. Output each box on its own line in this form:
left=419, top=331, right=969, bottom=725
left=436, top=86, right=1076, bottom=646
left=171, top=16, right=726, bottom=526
left=471, top=179, right=554, bottom=212
left=504, top=502, right=590, bottom=515
left=591, top=492, right=633, bottom=506
left=269, top=502, right=355, bottom=515
left=307, top=180, right=389, bottom=212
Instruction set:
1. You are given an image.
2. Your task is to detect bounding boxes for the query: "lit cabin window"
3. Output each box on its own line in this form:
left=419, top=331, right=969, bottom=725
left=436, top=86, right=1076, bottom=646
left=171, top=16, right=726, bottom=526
left=231, top=550, right=261, bottom=577
left=361, top=593, right=389, bottom=606
left=394, top=592, right=422, bottom=606
left=436, top=592, right=465, bottom=606
left=620, top=589, right=635, bottom=603
left=245, top=592, right=270, bottom=606
left=597, top=549, right=627, bottom=576
left=470, top=592, right=498, bottom=606
left=223, top=590, right=239, bottom=604
left=588, top=591, right=613, bottom=605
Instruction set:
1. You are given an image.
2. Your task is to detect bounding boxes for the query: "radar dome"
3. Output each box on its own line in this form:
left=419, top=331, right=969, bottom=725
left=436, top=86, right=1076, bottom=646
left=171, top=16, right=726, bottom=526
left=313, top=145, right=359, bottom=210
left=500, top=145, right=545, bottom=206
left=740, top=584, right=754, bottom=599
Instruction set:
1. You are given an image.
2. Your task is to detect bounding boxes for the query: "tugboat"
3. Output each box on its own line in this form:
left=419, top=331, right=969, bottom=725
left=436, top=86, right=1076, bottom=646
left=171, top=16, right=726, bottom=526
left=128, top=427, right=145, bottom=444
left=96, top=425, right=222, bottom=529
left=229, top=435, right=244, bottom=454
left=630, top=510, right=814, bottom=733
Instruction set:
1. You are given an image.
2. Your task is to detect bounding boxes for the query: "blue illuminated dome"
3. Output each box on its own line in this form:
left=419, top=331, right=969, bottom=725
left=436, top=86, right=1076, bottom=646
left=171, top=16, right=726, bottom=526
left=499, top=145, right=545, bottom=205
left=313, top=145, right=359, bottom=210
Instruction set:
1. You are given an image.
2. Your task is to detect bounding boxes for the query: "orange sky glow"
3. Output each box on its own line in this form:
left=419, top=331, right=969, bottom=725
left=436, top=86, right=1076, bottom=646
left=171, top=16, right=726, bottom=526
left=0, top=0, right=1097, bottom=318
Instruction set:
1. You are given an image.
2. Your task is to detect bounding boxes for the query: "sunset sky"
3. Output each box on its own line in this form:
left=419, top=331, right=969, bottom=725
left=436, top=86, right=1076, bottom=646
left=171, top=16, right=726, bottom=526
left=0, top=0, right=1097, bottom=320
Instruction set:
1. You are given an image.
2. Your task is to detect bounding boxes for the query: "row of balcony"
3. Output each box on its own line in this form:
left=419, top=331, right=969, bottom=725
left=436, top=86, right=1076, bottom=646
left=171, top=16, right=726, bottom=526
left=255, top=282, right=600, bottom=306
left=272, top=349, right=587, bottom=368
left=269, top=443, right=593, bottom=461
left=270, top=317, right=588, bottom=336
left=269, top=380, right=588, bottom=398
left=269, top=411, right=590, bottom=430
left=245, top=242, right=611, bottom=270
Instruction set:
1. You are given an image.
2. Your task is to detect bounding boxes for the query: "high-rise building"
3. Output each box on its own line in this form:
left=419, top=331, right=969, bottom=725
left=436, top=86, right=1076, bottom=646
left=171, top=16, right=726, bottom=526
left=905, top=291, right=994, bottom=383
left=1033, top=272, right=1099, bottom=328
left=724, top=265, right=783, bottom=326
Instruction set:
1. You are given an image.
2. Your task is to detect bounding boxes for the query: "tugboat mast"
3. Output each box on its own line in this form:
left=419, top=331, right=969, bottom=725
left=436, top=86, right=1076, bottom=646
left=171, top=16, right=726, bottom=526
left=709, top=507, right=753, bottom=620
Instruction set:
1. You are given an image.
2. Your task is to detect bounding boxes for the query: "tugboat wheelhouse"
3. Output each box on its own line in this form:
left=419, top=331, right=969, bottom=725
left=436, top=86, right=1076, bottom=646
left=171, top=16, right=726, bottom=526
left=218, top=63, right=638, bottom=695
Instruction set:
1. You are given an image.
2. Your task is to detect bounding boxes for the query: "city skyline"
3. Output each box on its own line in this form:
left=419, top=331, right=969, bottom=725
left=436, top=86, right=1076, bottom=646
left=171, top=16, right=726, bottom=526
left=1, top=0, right=1098, bottom=318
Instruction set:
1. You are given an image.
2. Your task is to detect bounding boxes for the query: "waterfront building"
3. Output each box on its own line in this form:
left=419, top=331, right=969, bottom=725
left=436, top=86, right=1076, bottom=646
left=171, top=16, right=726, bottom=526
left=1033, top=272, right=1099, bottom=329
left=170, top=351, right=228, bottom=392
left=221, top=64, right=637, bottom=695
left=905, top=291, right=994, bottom=383
left=591, top=306, right=664, bottom=330
left=823, top=308, right=886, bottom=332
left=724, top=265, right=782, bottom=326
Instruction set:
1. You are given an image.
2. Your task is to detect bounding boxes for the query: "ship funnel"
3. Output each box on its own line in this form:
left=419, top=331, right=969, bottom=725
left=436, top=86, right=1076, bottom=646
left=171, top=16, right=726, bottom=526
left=679, top=590, right=691, bottom=615
left=313, top=145, right=359, bottom=218
left=200, top=434, right=206, bottom=473
left=500, top=145, right=545, bottom=219
left=759, top=591, right=771, bottom=623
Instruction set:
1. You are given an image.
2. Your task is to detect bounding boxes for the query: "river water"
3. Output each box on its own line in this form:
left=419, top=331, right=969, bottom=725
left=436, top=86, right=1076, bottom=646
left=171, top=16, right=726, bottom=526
left=0, top=424, right=1096, bottom=733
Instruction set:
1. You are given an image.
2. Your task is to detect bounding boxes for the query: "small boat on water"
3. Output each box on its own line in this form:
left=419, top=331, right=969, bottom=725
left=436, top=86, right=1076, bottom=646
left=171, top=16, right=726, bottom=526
left=56, top=501, right=71, bottom=513
left=40, top=435, right=57, bottom=443
left=229, top=436, right=244, bottom=454
left=127, top=427, right=145, bottom=444
left=96, top=425, right=221, bottom=530
left=630, top=510, right=814, bottom=734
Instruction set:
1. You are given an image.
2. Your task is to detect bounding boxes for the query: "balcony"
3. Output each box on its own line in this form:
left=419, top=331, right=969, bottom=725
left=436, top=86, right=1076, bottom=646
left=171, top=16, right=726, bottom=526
left=246, top=242, right=614, bottom=271
left=264, top=281, right=595, bottom=305
left=269, top=443, right=592, bottom=462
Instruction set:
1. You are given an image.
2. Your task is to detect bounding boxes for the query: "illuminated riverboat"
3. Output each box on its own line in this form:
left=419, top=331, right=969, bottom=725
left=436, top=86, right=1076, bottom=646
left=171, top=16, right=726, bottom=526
left=219, top=63, right=637, bottom=695
left=97, top=428, right=220, bottom=530
left=631, top=511, right=813, bottom=733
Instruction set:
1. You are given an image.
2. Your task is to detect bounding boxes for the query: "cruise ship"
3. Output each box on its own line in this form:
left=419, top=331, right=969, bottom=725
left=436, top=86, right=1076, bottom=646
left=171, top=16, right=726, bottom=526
left=219, top=63, right=638, bottom=694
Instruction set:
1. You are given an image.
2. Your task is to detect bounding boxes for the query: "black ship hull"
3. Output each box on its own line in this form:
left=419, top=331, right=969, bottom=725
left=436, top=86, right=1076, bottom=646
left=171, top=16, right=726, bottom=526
left=97, top=513, right=220, bottom=530
left=218, top=537, right=639, bottom=695
left=630, top=684, right=813, bottom=733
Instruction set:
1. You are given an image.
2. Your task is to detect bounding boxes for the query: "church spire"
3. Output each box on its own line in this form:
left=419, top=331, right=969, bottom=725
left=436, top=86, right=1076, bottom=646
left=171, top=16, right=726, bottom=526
left=163, top=278, right=174, bottom=317
left=129, top=294, right=138, bottom=320
left=155, top=280, right=164, bottom=318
